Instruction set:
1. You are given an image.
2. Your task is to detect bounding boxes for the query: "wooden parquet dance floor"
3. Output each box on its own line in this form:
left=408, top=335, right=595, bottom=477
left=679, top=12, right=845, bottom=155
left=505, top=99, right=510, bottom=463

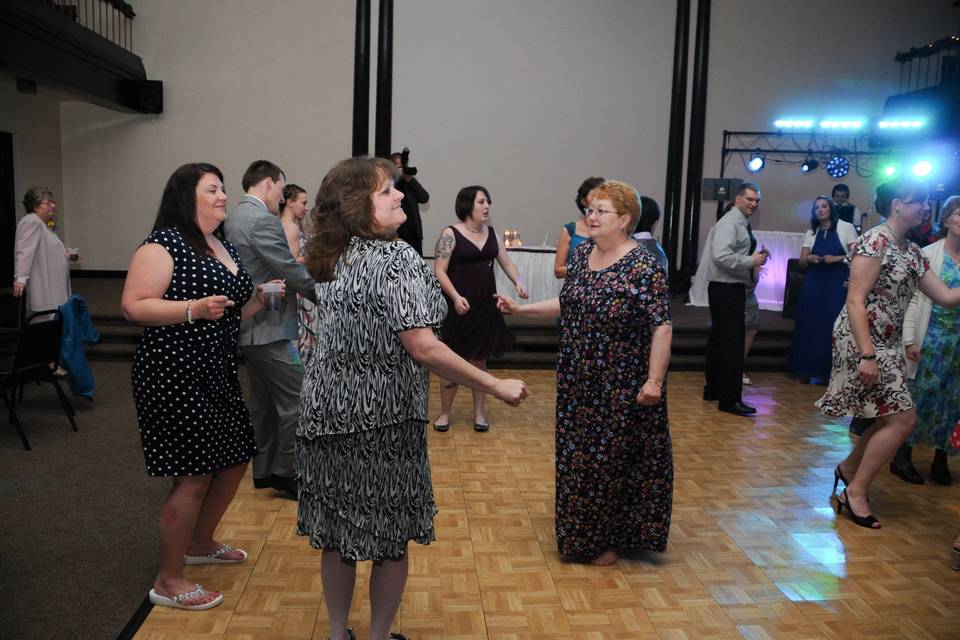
left=134, top=371, right=959, bottom=640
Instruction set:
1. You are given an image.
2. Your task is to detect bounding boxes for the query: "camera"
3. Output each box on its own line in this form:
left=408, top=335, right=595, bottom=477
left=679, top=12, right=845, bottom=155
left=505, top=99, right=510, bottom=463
left=400, top=147, right=418, bottom=176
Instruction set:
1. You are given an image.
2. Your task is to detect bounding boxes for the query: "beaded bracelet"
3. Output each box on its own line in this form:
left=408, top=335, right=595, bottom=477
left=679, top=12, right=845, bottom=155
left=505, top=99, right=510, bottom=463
left=186, top=300, right=195, bottom=324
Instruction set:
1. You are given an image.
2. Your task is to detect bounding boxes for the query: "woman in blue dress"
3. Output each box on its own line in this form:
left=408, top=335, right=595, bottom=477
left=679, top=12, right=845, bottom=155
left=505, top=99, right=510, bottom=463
left=554, top=177, right=603, bottom=278
left=787, top=196, right=858, bottom=382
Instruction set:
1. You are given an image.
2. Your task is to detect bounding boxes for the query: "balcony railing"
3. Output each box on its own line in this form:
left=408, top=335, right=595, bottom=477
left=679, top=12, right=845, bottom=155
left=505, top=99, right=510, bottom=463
left=34, top=0, right=135, bottom=52
left=894, top=35, right=960, bottom=93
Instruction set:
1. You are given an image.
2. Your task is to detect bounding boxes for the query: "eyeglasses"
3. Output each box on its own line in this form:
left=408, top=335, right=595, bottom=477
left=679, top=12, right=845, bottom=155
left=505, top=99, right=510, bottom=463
left=585, top=207, right=618, bottom=218
left=902, top=196, right=930, bottom=206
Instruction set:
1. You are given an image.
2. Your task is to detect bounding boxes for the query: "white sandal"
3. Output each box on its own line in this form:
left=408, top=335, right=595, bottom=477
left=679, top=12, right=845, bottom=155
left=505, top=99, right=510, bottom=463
left=185, top=543, right=248, bottom=565
left=149, top=584, right=223, bottom=610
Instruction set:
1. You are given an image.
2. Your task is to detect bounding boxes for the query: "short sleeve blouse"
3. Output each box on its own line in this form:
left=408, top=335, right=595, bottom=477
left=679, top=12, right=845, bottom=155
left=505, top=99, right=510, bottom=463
left=299, top=238, right=448, bottom=437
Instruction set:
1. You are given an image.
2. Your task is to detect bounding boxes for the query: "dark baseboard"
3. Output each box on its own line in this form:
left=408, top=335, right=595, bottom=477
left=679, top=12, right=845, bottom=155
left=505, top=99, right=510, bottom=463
left=115, top=595, right=153, bottom=640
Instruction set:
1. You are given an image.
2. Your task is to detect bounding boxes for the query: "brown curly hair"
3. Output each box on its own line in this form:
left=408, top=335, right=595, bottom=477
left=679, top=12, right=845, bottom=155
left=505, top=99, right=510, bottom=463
left=304, top=156, right=397, bottom=282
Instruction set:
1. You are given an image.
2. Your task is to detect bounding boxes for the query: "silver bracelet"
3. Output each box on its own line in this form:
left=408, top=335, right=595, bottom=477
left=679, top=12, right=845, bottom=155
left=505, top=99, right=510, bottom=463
left=186, top=300, right=195, bottom=324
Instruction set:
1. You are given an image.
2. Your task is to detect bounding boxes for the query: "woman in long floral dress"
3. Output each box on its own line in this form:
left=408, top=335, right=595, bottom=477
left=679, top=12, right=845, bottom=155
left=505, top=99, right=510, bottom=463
left=817, top=179, right=960, bottom=529
left=497, top=179, right=673, bottom=565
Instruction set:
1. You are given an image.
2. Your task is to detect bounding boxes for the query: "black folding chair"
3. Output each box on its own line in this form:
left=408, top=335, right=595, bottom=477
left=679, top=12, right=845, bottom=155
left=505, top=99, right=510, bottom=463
left=0, top=292, right=26, bottom=329
left=0, top=309, right=78, bottom=450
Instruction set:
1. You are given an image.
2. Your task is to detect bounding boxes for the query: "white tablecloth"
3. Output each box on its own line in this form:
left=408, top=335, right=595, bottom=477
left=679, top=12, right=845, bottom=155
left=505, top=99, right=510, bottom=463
left=494, top=246, right=562, bottom=304
left=689, top=230, right=806, bottom=311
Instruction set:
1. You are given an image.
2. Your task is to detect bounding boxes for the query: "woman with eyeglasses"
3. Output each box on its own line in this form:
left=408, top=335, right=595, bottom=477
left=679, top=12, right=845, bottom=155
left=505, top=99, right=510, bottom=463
left=13, top=187, right=73, bottom=314
left=899, top=195, right=960, bottom=486
left=818, top=179, right=960, bottom=529
left=496, top=179, right=672, bottom=565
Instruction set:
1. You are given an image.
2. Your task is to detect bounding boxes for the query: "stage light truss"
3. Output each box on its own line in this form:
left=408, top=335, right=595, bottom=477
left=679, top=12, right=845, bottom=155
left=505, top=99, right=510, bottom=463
left=720, top=131, right=895, bottom=180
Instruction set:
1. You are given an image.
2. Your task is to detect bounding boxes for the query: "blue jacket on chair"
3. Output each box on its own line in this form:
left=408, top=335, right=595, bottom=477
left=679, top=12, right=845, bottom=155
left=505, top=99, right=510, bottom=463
left=60, top=294, right=100, bottom=399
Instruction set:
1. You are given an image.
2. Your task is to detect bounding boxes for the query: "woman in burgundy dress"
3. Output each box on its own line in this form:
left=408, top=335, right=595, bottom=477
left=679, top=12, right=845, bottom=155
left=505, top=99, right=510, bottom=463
left=433, top=185, right=528, bottom=432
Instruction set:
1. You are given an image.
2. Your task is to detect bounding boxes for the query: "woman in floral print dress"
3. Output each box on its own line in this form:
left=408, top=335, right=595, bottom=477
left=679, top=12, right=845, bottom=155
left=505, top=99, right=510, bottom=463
left=497, top=179, right=673, bottom=565
left=817, top=179, right=960, bottom=529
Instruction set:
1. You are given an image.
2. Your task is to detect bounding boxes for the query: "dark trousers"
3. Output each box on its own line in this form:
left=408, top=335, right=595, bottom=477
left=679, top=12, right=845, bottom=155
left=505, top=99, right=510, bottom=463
left=705, top=281, right=745, bottom=404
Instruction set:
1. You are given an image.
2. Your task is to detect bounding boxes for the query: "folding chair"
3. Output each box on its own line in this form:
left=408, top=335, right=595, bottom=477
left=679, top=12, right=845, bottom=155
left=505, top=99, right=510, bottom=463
left=0, top=309, right=78, bottom=450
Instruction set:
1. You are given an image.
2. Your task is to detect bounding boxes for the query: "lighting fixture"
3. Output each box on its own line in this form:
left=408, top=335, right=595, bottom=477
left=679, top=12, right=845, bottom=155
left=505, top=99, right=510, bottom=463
left=819, top=119, right=865, bottom=130
left=878, top=118, right=926, bottom=130
left=774, top=118, right=814, bottom=129
left=912, top=160, right=933, bottom=178
left=746, top=154, right=765, bottom=173
left=801, top=157, right=819, bottom=174
left=826, top=156, right=850, bottom=179
left=882, top=164, right=898, bottom=178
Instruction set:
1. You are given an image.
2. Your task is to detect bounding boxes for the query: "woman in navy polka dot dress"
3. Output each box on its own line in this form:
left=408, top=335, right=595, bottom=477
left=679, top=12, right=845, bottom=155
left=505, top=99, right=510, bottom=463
left=121, top=163, right=275, bottom=610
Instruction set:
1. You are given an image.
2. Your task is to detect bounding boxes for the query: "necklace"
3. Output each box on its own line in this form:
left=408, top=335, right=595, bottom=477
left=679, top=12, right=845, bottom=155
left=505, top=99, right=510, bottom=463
left=882, top=222, right=906, bottom=243
left=463, top=223, right=485, bottom=234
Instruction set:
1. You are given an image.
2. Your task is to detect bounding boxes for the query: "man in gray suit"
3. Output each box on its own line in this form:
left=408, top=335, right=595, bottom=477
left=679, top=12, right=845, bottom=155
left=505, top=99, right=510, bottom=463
left=224, top=160, right=315, bottom=499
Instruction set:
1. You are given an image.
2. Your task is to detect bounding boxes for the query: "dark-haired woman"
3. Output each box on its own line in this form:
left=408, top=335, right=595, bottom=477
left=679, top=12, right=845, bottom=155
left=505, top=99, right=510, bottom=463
left=277, top=183, right=319, bottom=360
left=787, top=196, right=858, bottom=383
left=122, top=163, right=275, bottom=610
left=298, top=157, right=527, bottom=640
left=278, top=183, right=309, bottom=262
left=554, top=176, right=604, bottom=279
left=432, top=185, right=527, bottom=432
left=817, top=179, right=960, bottom=529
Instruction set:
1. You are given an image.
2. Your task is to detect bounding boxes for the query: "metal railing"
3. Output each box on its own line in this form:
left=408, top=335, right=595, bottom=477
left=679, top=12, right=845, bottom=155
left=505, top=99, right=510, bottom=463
left=34, top=0, right=136, bottom=52
left=894, top=35, right=960, bottom=93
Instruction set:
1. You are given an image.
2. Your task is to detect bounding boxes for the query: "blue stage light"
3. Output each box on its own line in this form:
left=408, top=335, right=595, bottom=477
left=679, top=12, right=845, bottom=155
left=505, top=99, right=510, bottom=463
left=912, top=160, right=933, bottom=177
left=826, top=156, right=850, bottom=179
left=747, top=154, right=765, bottom=173
left=882, top=164, right=898, bottom=177
left=878, top=118, right=926, bottom=130
left=774, top=118, right=814, bottom=129
left=820, top=119, right=865, bottom=130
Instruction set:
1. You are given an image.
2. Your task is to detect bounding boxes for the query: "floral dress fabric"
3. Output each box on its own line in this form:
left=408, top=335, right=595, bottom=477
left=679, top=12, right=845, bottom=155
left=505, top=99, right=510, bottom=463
left=555, top=240, right=673, bottom=557
left=817, top=225, right=929, bottom=418
left=908, top=253, right=960, bottom=455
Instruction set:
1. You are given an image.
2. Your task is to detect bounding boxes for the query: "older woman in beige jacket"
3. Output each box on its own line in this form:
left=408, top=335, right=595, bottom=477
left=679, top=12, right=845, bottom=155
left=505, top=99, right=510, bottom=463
left=899, top=195, right=960, bottom=489
left=13, top=187, right=73, bottom=313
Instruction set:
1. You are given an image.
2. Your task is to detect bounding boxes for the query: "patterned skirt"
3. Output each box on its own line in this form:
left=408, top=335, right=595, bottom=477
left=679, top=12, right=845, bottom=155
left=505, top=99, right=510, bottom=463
left=296, top=420, right=437, bottom=561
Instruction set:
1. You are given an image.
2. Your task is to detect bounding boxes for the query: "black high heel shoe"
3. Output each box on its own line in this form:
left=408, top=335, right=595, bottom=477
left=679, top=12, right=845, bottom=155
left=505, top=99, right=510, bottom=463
left=832, top=465, right=851, bottom=494
left=835, top=490, right=880, bottom=529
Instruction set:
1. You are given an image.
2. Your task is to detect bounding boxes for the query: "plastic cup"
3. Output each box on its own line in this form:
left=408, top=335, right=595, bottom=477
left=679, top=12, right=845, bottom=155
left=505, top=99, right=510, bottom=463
left=261, top=282, right=283, bottom=311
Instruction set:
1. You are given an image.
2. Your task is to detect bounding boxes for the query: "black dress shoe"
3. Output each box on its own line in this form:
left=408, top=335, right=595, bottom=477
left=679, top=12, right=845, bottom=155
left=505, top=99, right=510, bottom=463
left=931, top=464, right=953, bottom=486
left=270, top=474, right=299, bottom=499
left=718, top=401, right=757, bottom=416
left=703, top=386, right=718, bottom=401
left=889, top=462, right=925, bottom=484
left=253, top=477, right=272, bottom=489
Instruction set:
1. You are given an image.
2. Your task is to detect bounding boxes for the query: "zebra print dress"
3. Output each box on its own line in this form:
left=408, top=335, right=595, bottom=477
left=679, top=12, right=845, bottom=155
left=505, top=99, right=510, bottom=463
left=296, top=237, right=447, bottom=560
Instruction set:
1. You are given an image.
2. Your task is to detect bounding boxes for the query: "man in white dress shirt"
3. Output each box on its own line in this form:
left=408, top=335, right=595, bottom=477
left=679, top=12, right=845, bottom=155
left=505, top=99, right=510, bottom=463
left=701, top=182, right=769, bottom=416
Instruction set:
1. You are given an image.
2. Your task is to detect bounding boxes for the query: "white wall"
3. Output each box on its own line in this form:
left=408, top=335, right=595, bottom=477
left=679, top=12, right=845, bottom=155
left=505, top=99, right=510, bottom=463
left=37, top=0, right=960, bottom=268
left=0, top=76, right=64, bottom=227
left=393, top=0, right=676, bottom=252
left=394, top=0, right=957, bottom=257
left=59, top=0, right=356, bottom=269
